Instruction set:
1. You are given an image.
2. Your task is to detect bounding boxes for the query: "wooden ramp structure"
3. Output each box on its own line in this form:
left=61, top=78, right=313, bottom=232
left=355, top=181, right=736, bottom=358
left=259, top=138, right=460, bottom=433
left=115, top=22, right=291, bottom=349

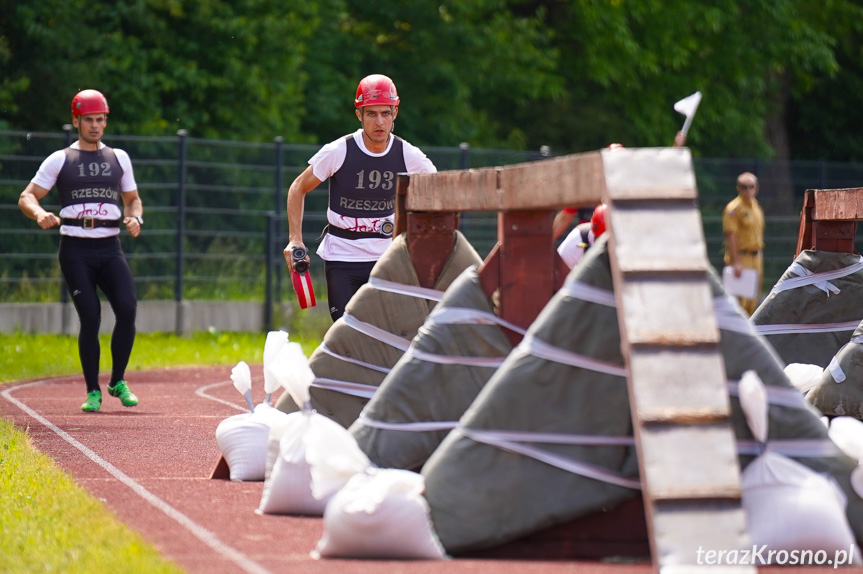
left=797, top=187, right=863, bottom=256
left=400, top=147, right=754, bottom=573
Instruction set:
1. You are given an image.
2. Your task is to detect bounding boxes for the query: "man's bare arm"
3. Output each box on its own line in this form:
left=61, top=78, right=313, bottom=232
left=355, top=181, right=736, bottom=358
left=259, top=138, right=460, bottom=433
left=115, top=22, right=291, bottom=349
left=19, top=182, right=60, bottom=229
left=284, top=166, right=323, bottom=266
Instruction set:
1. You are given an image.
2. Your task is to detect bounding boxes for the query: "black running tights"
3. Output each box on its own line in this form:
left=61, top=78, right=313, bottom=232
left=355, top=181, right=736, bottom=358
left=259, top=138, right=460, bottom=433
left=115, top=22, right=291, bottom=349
left=59, top=236, right=137, bottom=393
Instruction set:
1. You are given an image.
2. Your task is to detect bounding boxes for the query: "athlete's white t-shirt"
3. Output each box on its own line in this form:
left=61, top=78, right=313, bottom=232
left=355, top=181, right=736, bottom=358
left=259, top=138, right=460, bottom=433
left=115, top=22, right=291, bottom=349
left=310, top=129, right=436, bottom=262
left=558, top=222, right=596, bottom=269
left=31, top=141, right=138, bottom=238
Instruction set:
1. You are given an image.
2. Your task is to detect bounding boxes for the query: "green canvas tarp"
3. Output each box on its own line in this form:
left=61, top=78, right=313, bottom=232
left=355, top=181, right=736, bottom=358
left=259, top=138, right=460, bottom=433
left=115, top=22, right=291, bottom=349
left=350, top=266, right=513, bottom=470
left=751, top=250, right=863, bottom=367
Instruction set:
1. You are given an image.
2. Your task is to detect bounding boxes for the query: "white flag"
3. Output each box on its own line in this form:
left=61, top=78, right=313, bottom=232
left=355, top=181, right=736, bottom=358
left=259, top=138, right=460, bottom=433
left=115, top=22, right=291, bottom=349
left=674, top=91, right=702, bottom=136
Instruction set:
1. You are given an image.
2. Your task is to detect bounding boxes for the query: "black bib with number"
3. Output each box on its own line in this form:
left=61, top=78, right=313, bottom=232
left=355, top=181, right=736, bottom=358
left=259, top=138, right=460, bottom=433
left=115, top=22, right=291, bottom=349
left=57, top=147, right=124, bottom=209
left=328, top=135, right=406, bottom=218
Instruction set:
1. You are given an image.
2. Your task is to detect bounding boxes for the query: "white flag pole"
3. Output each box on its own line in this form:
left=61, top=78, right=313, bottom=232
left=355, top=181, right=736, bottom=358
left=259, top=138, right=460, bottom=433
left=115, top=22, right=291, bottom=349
left=674, top=91, right=702, bottom=137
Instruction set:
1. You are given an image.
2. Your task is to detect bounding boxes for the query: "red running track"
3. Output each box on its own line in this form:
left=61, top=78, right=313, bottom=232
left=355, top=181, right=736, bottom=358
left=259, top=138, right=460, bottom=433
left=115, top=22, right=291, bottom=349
left=1, top=367, right=854, bottom=574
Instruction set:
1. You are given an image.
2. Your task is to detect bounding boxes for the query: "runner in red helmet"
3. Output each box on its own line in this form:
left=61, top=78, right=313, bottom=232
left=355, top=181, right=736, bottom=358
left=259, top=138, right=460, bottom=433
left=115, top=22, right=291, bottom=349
left=18, top=89, right=144, bottom=412
left=284, top=74, right=436, bottom=321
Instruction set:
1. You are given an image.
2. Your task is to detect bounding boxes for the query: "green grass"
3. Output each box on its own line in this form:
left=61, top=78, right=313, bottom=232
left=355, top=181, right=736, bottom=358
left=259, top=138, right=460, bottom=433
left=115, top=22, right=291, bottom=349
left=0, top=330, right=323, bottom=573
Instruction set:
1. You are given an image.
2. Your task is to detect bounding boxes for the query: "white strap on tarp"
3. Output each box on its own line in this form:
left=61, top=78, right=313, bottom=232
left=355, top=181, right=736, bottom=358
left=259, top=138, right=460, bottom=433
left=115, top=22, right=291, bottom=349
left=310, top=377, right=378, bottom=399
left=404, top=346, right=507, bottom=368
left=459, top=425, right=840, bottom=492
left=726, top=380, right=809, bottom=410
left=355, top=415, right=457, bottom=432
left=426, top=306, right=527, bottom=335
left=460, top=426, right=642, bottom=490
left=317, top=342, right=391, bottom=374
left=828, top=356, right=847, bottom=383
left=559, top=280, right=617, bottom=307
left=753, top=320, right=860, bottom=335
left=341, top=312, right=413, bottom=352
left=736, top=439, right=843, bottom=458
left=366, top=276, right=445, bottom=302
left=518, top=333, right=628, bottom=377
left=770, top=257, right=863, bottom=296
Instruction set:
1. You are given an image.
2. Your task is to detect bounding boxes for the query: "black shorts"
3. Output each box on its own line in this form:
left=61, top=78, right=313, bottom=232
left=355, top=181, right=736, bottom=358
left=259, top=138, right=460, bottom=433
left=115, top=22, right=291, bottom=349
left=324, top=260, right=376, bottom=321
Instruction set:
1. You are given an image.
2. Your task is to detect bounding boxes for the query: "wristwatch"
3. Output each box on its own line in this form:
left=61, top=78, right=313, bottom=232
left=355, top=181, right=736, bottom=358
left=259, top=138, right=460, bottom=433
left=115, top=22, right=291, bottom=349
left=134, top=216, right=144, bottom=226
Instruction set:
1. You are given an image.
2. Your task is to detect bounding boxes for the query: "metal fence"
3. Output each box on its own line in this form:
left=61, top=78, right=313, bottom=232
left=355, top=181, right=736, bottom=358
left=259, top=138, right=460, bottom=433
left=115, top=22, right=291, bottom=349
left=3, top=128, right=863, bottom=322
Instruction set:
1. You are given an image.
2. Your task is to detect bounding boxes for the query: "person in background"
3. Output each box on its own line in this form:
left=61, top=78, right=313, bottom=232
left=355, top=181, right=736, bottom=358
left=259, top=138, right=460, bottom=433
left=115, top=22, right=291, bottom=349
left=558, top=203, right=606, bottom=269
left=18, top=89, right=143, bottom=412
left=284, top=74, right=437, bottom=321
left=723, top=171, right=764, bottom=315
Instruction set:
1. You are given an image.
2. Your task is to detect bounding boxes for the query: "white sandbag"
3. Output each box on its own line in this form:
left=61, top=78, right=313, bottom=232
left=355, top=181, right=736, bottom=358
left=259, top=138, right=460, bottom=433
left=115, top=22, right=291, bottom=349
left=828, top=417, right=863, bottom=500
left=739, top=371, right=858, bottom=562
left=262, top=330, right=290, bottom=405
left=258, top=411, right=371, bottom=515
left=312, top=469, right=447, bottom=560
left=258, top=412, right=324, bottom=515
left=742, top=451, right=856, bottom=561
left=215, top=404, right=288, bottom=482
left=783, top=363, right=824, bottom=394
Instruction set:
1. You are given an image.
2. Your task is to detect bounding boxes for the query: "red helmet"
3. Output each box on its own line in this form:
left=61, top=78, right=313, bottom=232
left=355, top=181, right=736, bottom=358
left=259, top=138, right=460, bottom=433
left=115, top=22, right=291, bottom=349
left=355, top=74, right=399, bottom=108
left=606, top=143, right=624, bottom=150
left=71, top=89, right=109, bottom=116
left=591, top=204, right=608, bottom=237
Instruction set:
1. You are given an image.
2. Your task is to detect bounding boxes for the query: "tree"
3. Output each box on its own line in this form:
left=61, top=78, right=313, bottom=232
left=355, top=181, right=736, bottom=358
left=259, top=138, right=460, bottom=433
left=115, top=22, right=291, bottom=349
left=1, top=0, right=321, bottom=141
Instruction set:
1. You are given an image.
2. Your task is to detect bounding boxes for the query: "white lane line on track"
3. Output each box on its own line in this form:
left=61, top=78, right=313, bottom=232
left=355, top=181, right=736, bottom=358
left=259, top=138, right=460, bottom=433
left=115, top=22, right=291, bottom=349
left=1, top=379, right=272, bottom=574
left=195, top=377, right=266, bottom=411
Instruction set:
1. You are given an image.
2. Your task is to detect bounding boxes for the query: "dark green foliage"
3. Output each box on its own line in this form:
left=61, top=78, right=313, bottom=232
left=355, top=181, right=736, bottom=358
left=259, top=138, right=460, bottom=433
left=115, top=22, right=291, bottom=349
left=2, top=0, right=861, bottom=159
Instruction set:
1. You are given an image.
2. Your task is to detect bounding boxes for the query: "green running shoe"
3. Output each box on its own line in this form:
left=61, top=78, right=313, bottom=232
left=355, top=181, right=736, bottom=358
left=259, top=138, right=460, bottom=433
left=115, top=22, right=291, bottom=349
left=81, top=390, right=102, bottom=412
left=108, top=380, right=138, bottom=407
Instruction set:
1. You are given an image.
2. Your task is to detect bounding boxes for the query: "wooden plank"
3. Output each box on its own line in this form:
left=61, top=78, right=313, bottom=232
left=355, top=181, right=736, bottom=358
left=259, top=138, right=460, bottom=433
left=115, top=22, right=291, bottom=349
left=496, top=152, right=606, bottom=210
left=628, top=348, right=730, bottom=422
left=617, top=278, right=718, bottom=345
left=603, top=147, right=751, bottom=571
left=610, top=201, right=708, bottom=273
left=497, top=210, right=557, bottom=335
left=602, top=147, right=697, bottom=202
left=394, top=173, right=410, bottom=237
left=652, top=500, right=754, bottom=573
left=406, top=212, right=459, bottom=288
left=404, top=151, right=604, bottom=212
left=638, top=423, right=741, bottom=499
left=812, top=220, right=857, bottom=253
left=795, top=189, right=814, bottom=256
left=813, top=188, right=863, bottom=221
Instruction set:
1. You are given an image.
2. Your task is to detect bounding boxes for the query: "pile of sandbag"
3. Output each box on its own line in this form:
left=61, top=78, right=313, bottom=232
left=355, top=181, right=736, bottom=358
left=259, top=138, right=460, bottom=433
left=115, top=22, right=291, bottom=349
left=231, top=333, right=449, bottom=559
left=751, top=251, right=863, bottom=367
left=421, top=237, right=863, bottom=555
left=215, top=331, right=294, bottom=481
left=781, top=320, right=863, bottom=420
left=738, top=370, right=859, bottom=564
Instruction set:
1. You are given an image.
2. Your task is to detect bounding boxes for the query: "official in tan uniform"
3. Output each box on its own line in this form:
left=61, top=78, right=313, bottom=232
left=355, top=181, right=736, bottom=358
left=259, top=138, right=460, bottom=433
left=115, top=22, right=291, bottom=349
left=723, top=172, right=765, bottom=315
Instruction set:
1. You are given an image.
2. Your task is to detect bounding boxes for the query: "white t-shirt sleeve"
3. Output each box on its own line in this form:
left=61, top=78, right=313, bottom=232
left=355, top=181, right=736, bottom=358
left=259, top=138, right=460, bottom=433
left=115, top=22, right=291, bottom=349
left=114, top=148, right=138, bottom=192
left=31, top=150, right=66, bottom=189
left=309, top=137, right=348, bottom=181
left=403, top=140, right=437, bottom=174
